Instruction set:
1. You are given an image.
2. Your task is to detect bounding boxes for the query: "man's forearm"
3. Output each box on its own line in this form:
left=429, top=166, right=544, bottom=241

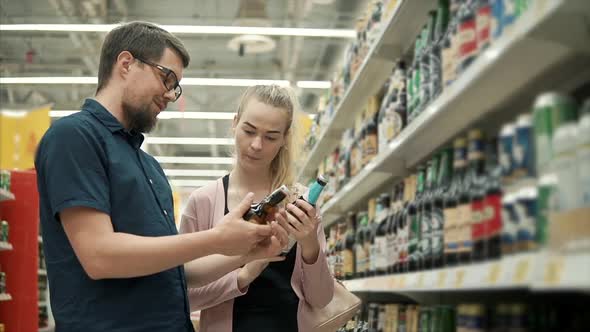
left=87, top=229, right=225, bottom=279
left=184, top=254, right=248, bottom=288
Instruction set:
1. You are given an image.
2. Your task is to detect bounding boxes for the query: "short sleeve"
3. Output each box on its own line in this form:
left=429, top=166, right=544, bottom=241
left=35, top=117, right=110, bottom=221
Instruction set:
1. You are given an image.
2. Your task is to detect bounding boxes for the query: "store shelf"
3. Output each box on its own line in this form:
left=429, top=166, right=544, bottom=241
left=0, top=188, right=15, bottom=201
left=298, top=0, right=436, bottom=182
left=0, top=241, right=13, bottom=251
left=0, top=293, right=12, bottom=301
left=343, top=251, right=590, bottom=293
left=320, top=0, right=590, bottom=227
left=38, top=235, right=43, bottom=243
left=38, top=269, right=47, bottom=276
left=39, top=301, right=48, bottom=307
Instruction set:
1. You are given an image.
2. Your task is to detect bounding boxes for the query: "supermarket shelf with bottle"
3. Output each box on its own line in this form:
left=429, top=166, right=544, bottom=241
left=343, top=250, right=590, bottom=293
left=0, top=189, right=14, bottom=202
left=298, top=0, right=437, bottom=182
left=318, top=0, right=590, bottom=228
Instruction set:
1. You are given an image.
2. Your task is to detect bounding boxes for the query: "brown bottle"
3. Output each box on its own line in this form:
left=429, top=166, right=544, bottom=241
left=243, top=185, right=290, bottom=225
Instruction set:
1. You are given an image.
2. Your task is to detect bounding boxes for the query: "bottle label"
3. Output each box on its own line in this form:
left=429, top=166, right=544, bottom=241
left=431, top=208, right=444, bottom=255
left=355, top=244, right=365, bottom=274
left=444, top=207, right=459, bottom=251
left=501, top=201, right=518, bottom=247
left=387, top=231, right=398, bottom=267
left=471, top=199, right=486, bottom=241
left=429, top=44, right=442, bottom=99
left=458, top=15, right=478, bottom=65
left=375, top=235, right=388, bottom=270
left=343, top=249, right=354, bottom=276
left=442, top=39, right=456, bottom=87
left=457, top=203, right=473, bottom=250
left=515, top=197, right=537, bottom=246
left=477, top=5, right=492, bottom=51
left=420, top=211, right=432, bottom=257
left=485, top=194, right=503, bottom=236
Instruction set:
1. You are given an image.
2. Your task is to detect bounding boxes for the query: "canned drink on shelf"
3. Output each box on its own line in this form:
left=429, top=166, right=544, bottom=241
left=499, top=122, right=516, bottom=182
left=515, top=186, right=538, bottom=251
left=536, top=173, right=557, bottom=246
left=533, top=92, right=577, bottom=173
left=513, top=113, right=535, bottom=179
left=0, top=220, right=8, bottom=243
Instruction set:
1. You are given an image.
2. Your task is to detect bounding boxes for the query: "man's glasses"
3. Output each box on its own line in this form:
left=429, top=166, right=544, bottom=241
left=134, top=56, right=182, bottom=101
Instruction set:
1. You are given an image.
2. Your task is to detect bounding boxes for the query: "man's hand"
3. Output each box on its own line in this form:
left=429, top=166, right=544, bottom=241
left=213, top=193, right=273, bottom=256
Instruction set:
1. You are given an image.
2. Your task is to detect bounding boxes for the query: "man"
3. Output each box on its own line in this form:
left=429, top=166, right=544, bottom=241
left=35, top=21, right=287, bottom=332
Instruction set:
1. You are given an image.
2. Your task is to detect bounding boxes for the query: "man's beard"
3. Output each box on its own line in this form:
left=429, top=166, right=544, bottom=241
left=122, top=101, right=157, bottom=133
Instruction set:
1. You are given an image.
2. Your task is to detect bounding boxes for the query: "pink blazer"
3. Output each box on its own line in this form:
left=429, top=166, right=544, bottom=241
left=179, top=178, right=334, bottom=332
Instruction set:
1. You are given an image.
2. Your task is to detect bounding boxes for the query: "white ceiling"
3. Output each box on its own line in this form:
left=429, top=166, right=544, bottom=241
left=0, top=0, right=369, bottom=189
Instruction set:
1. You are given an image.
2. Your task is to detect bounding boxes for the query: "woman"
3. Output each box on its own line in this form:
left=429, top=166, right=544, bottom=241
left=180, top=85, right=334, bottom=332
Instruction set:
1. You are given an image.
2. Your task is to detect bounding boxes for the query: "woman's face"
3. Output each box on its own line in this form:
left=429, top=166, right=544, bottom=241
left=233, top=97, right=289, bottom=173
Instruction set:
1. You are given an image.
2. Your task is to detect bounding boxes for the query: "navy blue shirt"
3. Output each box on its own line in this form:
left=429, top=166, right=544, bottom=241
left=35, top=99, right=194, bottom=332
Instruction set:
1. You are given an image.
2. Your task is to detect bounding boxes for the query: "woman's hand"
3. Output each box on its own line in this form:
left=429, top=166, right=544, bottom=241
left=279, top=199, right=322, bottom=264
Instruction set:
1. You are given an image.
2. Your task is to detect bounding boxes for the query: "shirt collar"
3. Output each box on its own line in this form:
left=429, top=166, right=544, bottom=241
left=83, top=98, right=145, bottom=149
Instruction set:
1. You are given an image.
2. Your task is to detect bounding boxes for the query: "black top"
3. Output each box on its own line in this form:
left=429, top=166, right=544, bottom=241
left=35, top=99, right=193, bottom=332
left=222, top=175, right=299, bottom=331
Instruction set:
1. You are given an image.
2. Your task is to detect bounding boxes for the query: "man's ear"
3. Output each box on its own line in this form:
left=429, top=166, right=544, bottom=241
left=116, top=51, right=135, bottom=76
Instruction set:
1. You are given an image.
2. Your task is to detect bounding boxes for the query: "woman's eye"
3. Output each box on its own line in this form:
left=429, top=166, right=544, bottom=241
left=266, top=136, right=277, bottom=141
left=244, top=130, right=255, bottom=135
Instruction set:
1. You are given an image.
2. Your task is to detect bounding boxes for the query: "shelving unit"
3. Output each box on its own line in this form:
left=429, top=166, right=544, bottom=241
left=309, top=0, right=590, bottom=227
left=0, top=294, right=11, bottom=302
left=0, top=189, right=15, bottom=202
left=343, top=251, right=590, bottom=293
left=298, top=0, right=437, bottom=182
left=38, top=269, right=47, bottom=276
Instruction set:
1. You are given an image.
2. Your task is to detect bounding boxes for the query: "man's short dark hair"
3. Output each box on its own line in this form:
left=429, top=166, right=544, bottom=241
left=96, top=21, right=190, bottom=94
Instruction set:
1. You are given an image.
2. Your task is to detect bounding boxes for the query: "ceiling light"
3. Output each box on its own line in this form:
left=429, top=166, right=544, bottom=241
left=296, top=81, right=332, bottom=89
left=0, top=77, right=328, bottom=88
left=181, top=78, right=290, bottom=87
left=0, top=24, right=356, bottom=38
left=145, top=137, right=234, bottom=145
left=155, top=156, right=234, bottom=164
left=0, top=77, right=97, bottom=84
left=169, top=179, right=215, bottom=187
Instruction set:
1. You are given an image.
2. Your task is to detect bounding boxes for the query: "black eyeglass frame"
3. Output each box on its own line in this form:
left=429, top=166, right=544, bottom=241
left=134, top=56, right=182, bottom=101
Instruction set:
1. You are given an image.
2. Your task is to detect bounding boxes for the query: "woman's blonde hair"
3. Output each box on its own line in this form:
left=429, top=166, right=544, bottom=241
left=234, top=85, right=300, bottom=190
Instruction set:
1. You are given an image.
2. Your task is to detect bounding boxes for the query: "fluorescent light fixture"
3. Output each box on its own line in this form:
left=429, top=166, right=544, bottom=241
left=48, top=110, right=236, bottom=119
left=145, top=137, right=234, bottom=145
left=156, top=156, right=234, bottom=164
left=181, top=78, right=290, bottom=87
left=49, top=110, right=78, bottom=117
left=296, top=81, right=331, bottom=89
left=0, top=77, right=97, bottom=84
left=0, top=110, right=27, bottom=118
left=169, top=179, right=215, bottom=187
left=164, top=169, right=228, bottom=177
left=0, top=24, right=356, bottom=38
left=0, top=77, right=325, bottom=88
